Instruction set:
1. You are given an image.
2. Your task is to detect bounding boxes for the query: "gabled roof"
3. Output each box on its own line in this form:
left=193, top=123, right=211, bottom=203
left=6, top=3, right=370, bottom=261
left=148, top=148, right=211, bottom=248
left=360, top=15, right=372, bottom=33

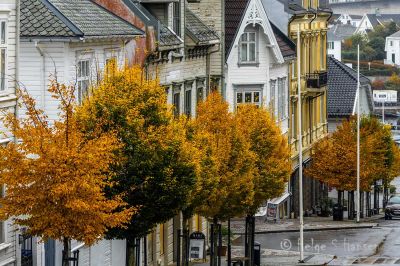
left=225, top=0, right=249, bottom=58
left=388, top=29, right=400, bottom=38
left=185, top=9, right=220, bottom=45
left=331, top=24, right=357, bottom=40
left=21, top=0, right=143, bottom=39
left=366, top=14, right=400, bottom=28
left=327, top=56, right=372, bottom=117
left=270, top=23, right=296, bottom=59
left=225, top=0, right=294, bottom=61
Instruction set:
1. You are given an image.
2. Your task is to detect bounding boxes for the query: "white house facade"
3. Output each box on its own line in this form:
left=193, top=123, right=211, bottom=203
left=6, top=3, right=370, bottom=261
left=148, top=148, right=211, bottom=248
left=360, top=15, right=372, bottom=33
left=328, top=29, right=342, bottom=61
left=19, top=0, right=143, bottom=265
left=385, top=30, right=400, bottom=66
left=0, top=1, right=18, bottom=265
left=225, top=0, right=296, bottom=220
left=337, top=14, right=362, bottom=27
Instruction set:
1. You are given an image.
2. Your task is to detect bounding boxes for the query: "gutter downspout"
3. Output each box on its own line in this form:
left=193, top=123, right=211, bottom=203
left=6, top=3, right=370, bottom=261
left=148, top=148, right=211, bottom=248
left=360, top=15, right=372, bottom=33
left=206, top=44, right=220, bottom=94
left=221, top=0, right=225, bottom=97
left=35, top=41, right=46, bottom=110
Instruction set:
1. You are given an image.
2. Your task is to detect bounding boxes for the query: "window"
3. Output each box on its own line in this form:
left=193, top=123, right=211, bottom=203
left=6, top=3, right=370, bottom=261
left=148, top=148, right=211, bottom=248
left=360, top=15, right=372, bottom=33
left=77, top=60, right=90, bottom=103
left=328, top=42, right=334, bottom=50
left=0, top=21, right=6, bottom=91
left=390, top=41, right=394, bottom=46
left=173, top=86, right=181, bottom=118
left=270, top=80, right=276, bottom=115
left=239, top=30, right=257, bottom=63
left=173, top=2, right=181, bottom=36
left=392, top=53, right=396, bottom=63
left=278, top=78, right=287, bottom=121
left=184, top=88, right=192, bottom=117
left=236, top=89, right=261, bottom=109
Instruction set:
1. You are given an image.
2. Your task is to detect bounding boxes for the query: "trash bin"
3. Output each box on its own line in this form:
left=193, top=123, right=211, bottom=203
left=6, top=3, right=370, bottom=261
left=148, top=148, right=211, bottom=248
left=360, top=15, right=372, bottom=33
left=332, top=204, right=344, bottom=221
left=254, top=241, right=261, bottom=266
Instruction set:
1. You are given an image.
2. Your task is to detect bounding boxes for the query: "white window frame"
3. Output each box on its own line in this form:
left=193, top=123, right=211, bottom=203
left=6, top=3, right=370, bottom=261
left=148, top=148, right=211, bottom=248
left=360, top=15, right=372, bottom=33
left=328, top=41, right=334, bottom=50
left=104, top=48, right=122, bottom=68
left=270, top=79, right=276, bottom=116
left=235, top=87, right=262, bottom=109
left=0, top=19, right=8, bottom=93
left=239, top=29, right=258, bottom=65
left=76, top=58, right=91, bottom=104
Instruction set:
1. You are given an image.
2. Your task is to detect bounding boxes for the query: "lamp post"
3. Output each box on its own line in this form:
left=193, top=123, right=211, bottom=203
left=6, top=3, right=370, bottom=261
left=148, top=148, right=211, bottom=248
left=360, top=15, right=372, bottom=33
left=297, top=24, right=304, bottom=263
left=356, top=45, right=360, bottom=223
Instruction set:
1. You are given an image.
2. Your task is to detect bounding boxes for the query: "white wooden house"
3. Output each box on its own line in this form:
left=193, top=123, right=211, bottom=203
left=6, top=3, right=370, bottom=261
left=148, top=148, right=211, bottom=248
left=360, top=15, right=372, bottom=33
left=225, top=0, right=296, bottom=220
left=0, top=1, right=18, bottom=265
left=19, top=0, right=143, bottom=265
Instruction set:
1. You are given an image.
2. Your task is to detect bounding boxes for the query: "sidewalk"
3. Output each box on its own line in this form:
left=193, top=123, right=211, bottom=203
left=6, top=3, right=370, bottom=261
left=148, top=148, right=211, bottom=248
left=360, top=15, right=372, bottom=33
left=193, top=247, right=339, bottom=266
left=229, top=214, right=383, bottom=234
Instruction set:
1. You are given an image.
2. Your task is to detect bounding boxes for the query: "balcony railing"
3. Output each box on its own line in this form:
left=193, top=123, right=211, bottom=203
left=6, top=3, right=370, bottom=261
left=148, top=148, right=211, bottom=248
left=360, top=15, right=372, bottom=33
left=306, top=71, right=328, bottom=89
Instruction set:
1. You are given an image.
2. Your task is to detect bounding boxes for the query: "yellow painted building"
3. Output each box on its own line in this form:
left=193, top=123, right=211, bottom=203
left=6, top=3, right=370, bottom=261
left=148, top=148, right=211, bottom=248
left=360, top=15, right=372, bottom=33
left=287, top=0, right=332, bottom=216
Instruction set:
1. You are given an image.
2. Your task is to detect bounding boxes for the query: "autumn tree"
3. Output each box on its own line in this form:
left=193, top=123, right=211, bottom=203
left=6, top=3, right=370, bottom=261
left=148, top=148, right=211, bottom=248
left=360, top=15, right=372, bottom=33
left=235, top=105, right=291, bottom=264
left=306, top=116, right=397, bottom=218
left=190, top=92, right=255, bottom=266
left=76, top=66, right=197, bottom=266
left=0, top=84, right=132, bottom=266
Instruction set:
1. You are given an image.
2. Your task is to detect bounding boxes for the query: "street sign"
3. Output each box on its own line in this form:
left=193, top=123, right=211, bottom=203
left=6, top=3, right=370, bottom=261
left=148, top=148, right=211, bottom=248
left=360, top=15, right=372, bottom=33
left=267, top=203, right=277, bottom=220
left=189, top=232, right=205, bottom=260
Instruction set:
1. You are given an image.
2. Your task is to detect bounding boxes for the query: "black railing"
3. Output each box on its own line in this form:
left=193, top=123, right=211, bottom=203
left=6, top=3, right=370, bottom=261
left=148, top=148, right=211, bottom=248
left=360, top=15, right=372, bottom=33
left=306, top=71, right=328, bottom=89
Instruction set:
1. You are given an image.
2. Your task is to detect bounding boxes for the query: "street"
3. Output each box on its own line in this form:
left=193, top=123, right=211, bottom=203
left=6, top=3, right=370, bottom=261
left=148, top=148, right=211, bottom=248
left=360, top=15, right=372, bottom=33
left=231, top=177, right=400, bottom=265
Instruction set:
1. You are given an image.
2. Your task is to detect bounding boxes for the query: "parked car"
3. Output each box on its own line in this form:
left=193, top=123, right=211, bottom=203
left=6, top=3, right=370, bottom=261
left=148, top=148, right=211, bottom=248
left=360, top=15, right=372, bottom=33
left=385, top=196, right=400, bottom=220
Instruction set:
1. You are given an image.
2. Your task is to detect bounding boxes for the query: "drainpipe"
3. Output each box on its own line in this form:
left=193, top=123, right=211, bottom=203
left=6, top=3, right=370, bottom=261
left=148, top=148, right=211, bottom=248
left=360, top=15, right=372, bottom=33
left=35, top=41, right=46, bottom=110
left=206, top=44, right=220, bottom=94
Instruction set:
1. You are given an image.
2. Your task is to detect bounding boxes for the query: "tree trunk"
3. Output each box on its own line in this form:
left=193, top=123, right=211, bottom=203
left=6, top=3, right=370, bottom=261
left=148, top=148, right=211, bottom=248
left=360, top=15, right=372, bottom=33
left=126, top=240, right=136, bottom=266
left=227, top=219, right=231, bottom=266
left=182, top=217, right=189, bottom=266
left=337, top=190, right=342, bottom=206
left=210, top=218, right=218, bottom=266
left=62, top=237, right=70, bottom=266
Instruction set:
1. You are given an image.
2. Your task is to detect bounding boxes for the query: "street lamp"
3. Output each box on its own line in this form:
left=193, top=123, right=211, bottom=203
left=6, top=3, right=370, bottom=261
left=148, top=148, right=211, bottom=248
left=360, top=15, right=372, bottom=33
left=297, top=24, right=304, bottom=263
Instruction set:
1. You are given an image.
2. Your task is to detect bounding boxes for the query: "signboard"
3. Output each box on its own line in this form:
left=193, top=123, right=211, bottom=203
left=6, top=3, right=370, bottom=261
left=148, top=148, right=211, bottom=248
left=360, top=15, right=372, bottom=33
left=189, top=232, right=205, bottom=260
left=267, top=203, right=278, bottom=220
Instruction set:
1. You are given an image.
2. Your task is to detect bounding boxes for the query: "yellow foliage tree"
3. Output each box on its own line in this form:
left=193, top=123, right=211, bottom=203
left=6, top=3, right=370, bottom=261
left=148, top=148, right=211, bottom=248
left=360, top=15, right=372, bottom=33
left=76, top=66, right=198, bottom=265
left=235, top=105, right=291, bottom=215
left=191, top=92, right=255, bottom=222
left=0, top=83, right=133, bottom=265
left=306, top=116, right=396, bottom=193
left=190, top=92, right=256, bottom=265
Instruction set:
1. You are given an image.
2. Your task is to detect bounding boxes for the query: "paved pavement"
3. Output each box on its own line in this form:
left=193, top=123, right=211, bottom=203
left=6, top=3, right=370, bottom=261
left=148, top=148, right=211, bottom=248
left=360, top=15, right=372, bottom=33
left=229, top=215, right=382, bottom=235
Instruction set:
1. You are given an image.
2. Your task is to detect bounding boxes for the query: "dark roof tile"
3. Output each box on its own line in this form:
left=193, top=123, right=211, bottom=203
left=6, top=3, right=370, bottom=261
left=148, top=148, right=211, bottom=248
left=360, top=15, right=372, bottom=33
left=328, top=56, right=372, bottom=117
left=21, top=0, right=143, bottom=38
left=186, top=8, right=219, bottom=44
left=225, top=0, right=249, bottom=58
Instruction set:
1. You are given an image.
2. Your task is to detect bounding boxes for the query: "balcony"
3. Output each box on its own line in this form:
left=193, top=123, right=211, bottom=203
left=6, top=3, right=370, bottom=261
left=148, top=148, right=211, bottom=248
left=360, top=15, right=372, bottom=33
left=306, top=71, right=328, bottom=89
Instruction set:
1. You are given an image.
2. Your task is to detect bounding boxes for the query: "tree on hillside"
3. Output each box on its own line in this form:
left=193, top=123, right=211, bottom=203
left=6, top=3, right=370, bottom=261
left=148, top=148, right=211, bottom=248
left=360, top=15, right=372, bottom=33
left=77, top=66, right=198, bottom=266
left=235, top=104, right=291, bottom=265
left=190, top=92, right=256, bottom=266
left=0, top=84, right=133, bottom=266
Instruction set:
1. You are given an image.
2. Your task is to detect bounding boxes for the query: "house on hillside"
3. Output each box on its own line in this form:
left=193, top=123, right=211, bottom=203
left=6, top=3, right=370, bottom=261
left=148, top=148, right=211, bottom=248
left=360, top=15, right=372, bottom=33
left=385, top=30, right=400, bottom=65
left=328, top=29, right=343, bottom=61
left=19, top=0, right=143, bottom=265
left=224, top=0, right=296, bottom=220
left=356, top=14, right=400, bottom=34
left=327, top=56, right=374, bottom=132
left=337, top=14, right=363, bottom=27
left=0, top=1, right=18, bottom=265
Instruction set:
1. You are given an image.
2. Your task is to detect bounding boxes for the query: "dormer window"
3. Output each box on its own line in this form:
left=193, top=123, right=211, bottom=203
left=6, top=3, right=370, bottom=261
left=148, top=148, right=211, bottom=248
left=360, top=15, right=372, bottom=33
left=239, top=29, right=258, bottom=65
